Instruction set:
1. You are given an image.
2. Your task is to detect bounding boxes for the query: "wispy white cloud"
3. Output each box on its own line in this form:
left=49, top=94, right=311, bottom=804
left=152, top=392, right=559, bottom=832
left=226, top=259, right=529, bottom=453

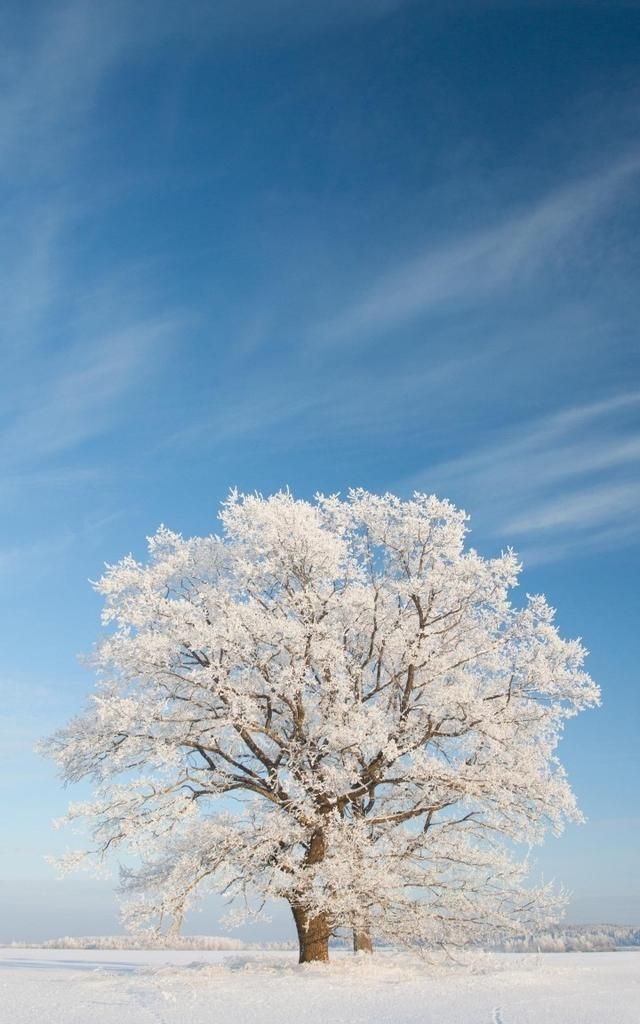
left=0, top=3, right=192, bottom=481
left=1, top=317, right=179, bottom=467
left=0, top=534, right=76, bottom=574
left=0, top=507, right=130, bottom=590
left=319, top=154, right=640, bottom=345
left=408, top=391, right=640, bottom=564
left=165, top=344, right=489, bottom=454
left=2, top=0, right=404, bottom=481
left=504, top=480, right=640, bottom=535
left=418, top=392, right=640, bottom=492
left=0, top=0, right=407, bottom=183
left=0, top=203, right=69, bottom=352
left=0, top=3, right=135, bottom=181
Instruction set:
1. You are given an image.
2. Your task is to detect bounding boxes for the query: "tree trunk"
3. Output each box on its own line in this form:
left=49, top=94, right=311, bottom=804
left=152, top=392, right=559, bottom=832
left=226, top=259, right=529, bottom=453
left=353, top=928, right=373, bottom=953
left=290, top=828, right=330, bottom=963
left=291, top=903, right=330, bottom=963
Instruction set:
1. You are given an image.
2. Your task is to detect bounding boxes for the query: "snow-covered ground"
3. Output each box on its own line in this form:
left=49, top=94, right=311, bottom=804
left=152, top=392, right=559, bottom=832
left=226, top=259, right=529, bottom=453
left=1, top=947, right=638, bottom=1024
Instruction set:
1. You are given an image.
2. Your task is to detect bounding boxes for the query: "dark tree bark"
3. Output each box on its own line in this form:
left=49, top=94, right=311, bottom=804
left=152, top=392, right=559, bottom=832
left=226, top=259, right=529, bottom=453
left=353, top=929, right=373, bottom=953
left=291, top=903, right=330, bottom=963
left=290, top=828, right=330, bottom=963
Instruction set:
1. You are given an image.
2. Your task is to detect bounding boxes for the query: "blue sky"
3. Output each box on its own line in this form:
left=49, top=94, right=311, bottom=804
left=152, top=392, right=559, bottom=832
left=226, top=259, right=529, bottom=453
left=1, top=0, right=639, bottom=942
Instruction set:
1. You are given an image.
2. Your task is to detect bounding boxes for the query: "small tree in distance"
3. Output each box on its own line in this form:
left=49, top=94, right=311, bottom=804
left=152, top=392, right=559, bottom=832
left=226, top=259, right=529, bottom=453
left=44, top=490, right=599, bottom=963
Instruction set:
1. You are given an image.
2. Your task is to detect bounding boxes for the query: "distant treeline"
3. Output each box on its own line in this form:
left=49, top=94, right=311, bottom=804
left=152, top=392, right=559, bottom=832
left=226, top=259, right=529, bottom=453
left=8, top=925, right=640, bottom=953
left=499, top=925, right=640, bottom=952
left=9, top=935, right=295, bottom=951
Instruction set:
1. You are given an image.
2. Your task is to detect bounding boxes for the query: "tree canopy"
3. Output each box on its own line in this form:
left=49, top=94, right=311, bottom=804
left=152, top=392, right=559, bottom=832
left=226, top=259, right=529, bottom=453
left=44, top=490, right=599, bottom=961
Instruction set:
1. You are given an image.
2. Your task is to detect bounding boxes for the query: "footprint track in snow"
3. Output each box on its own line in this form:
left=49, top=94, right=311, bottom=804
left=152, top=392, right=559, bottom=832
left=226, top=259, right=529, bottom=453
left=125, top=979, right=174, bottom=1024
left=492, top=1008, right=504, bottom=1024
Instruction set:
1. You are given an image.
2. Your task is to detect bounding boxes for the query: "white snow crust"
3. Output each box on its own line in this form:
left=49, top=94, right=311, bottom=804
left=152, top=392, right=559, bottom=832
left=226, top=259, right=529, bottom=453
left=1, top=948, right=638, bottom=1024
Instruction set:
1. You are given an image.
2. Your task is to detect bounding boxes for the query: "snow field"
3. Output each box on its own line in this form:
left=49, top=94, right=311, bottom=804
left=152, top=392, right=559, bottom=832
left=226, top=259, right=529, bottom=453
left=1, top=949, right=638, bottom=1024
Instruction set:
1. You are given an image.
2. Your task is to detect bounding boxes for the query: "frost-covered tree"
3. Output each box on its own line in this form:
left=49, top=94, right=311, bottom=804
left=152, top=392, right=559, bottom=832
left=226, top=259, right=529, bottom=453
left=43, top=490, right=599, bottom=962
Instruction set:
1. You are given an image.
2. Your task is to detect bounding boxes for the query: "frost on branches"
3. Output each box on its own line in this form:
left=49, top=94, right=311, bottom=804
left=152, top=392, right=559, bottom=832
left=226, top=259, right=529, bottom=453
left=43, top=490, right=600, bottom=962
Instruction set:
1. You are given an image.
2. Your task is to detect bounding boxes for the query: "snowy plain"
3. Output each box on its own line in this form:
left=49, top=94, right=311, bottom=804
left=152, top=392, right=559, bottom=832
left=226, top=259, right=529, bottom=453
left=1, top=948, right=638, bottom=1024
